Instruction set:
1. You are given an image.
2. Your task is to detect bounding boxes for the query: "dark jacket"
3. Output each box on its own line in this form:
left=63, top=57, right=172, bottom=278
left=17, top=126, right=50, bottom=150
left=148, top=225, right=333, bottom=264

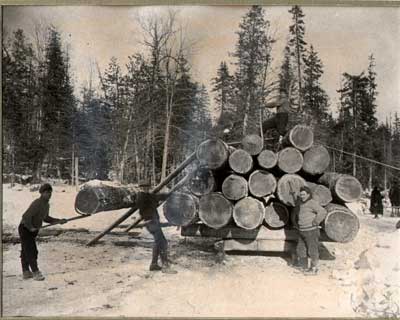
left=20, top=197, right=59, bottom=231
left=370, top=188, right=383, bottom=214
left=136, top=192, right=169, bottom=221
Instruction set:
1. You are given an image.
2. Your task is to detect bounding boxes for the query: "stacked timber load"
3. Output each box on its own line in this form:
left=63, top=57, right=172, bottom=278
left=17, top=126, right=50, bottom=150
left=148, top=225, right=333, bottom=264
left=163, top=125, right=363, bottom=245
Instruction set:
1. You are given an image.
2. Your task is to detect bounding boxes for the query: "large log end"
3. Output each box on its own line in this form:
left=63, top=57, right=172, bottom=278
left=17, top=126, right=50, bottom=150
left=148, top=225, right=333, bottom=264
left=278, top=147, right=304, bottom=174
left=284, top=125, right=314, bottom=151
left=302, top=145, right=331, bottom=175
left=196, top=139, right=229, bottom=169
left=241, top=134, right=264, bottom=155
left=257, top=149, right=278, bottom=170
left=277, top=174, right=306, bottom=207
left=248, top=170, right=277, bottom=198
left=199, top=193, right=233, bottom=229
left=264, top=202, right=289, bottom=229
left=324, top=204, right=360, bottom=243
left=164, top=192, right=198, bottom=226
left=233, top=197, right=265, bottom=230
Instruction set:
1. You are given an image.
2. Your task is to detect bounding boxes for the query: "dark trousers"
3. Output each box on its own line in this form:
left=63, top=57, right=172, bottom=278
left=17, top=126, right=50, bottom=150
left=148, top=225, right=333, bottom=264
left=145, top=219, right=168, bottom=266
left=296, top=229, right=320, bottom=267
left=262, top=112, right=289, bottom=136
left=18, top=224, right=39, bottom=272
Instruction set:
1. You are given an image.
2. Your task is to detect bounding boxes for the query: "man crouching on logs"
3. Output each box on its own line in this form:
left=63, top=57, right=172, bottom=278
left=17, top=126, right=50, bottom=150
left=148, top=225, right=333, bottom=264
left=18, top=183, right=67, bottom=281
left=136, top=181, right=177, bottom=274
left=291, top=186, right=327, bottom=275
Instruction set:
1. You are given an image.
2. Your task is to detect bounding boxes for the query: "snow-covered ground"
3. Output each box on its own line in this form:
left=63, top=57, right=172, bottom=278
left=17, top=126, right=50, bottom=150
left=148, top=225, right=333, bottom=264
left=2, top=183, right=399, bottom=317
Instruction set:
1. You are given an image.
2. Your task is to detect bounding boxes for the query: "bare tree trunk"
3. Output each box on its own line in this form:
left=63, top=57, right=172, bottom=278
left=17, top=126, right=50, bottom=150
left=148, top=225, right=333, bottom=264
left=133, top=132, right=140, bottom=182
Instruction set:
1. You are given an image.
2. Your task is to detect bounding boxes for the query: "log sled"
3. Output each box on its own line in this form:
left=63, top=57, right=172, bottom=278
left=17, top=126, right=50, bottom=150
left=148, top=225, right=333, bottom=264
left=73, top=125, right=362, bottom=250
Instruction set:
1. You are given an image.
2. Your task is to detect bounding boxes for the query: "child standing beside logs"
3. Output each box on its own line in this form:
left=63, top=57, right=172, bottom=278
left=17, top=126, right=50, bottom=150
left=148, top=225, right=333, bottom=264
left=291, top=186, right=327, bottom=275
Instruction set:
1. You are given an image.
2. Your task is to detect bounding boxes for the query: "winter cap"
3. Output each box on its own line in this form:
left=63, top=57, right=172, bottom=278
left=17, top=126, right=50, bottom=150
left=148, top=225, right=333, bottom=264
left=39, top=183, right=53, bottom=194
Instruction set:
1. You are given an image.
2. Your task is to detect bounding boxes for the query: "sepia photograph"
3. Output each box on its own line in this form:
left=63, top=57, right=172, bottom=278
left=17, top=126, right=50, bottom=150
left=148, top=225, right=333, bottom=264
left=2, top=3, right=400, bottom=317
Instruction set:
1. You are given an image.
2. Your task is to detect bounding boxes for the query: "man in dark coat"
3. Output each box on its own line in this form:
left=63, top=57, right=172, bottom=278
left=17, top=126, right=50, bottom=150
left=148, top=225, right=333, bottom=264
left=18, top=183, right=67, bottom=280
left=136, top=182, right=177, bottom=274
left=370, top=185, right=384, bottom=219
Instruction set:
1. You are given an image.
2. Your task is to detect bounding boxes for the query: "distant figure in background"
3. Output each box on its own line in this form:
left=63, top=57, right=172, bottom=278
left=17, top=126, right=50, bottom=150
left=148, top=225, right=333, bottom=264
left=291, top=186, right=327, bottom=275
left=18, top=183, right=67, bottom=281
left=389, top=180, right=400, bottom=217
left=370, top=185, right=384, bottom=219
left=136, top=182, right=177, bottom=274
left=262, top=88, right=292, bottom=144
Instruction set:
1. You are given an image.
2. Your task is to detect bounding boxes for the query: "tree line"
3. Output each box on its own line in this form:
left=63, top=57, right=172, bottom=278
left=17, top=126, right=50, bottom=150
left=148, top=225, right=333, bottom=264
left=2, top=6, right=399, bottom=189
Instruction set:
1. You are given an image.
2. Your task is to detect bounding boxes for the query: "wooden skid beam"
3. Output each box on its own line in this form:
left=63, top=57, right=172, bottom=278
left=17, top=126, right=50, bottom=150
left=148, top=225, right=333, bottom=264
left=222, top=239, right=296, bottom=252
left=181, top=224, right=332, bottom=242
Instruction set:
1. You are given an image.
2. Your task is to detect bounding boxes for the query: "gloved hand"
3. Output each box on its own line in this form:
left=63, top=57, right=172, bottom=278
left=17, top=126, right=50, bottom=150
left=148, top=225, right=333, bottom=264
left=312, top=220, right=319, bottom=227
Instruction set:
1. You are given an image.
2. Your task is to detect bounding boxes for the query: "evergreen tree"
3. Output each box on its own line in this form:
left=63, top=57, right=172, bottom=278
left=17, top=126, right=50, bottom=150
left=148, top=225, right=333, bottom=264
left=232, top=5, right=274, bottom=137
left=212, top=61, right=235, bottom=135
left=288, top=5, right=307, bottom=111
left=41, top=26, right=76, bottom=177
left=336, top=71, right=378, bottom=185
left=302, top=44, right=330, bottom=141
left=75, top=87, right=112, bottom=180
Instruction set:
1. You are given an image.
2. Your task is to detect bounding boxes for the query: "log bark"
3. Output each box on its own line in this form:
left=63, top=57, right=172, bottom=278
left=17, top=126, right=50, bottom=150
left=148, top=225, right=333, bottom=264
left=323, top=203, right=360, bottom=243
left=248, top=170, right=277, bottom=198
left=277, top=147, right=304, bottom=174
left=306, top=182, right=333, bottom=206
left=233, top=197, right=265, bottom=230
left=283, top=125, right=314, bottom=151
left=264, top=202, right=290, bottom=229
left=199, top=192, right=233, bottom=229
left=221, top=174, right=248, bottom=201
left=302, top=145, right=330, bottom=175
left=188, top=166, right=215, bottom=196
left=75, top=183, right=138, bottom=215
left=318, top=172, right=362, bottom=203
left=196, top=138, right=229, bottom=169
left=228, top=149, right=253, bottom=174
left=276, top=174, right=306, bottom=207
left=241, top=134, right=264, bottom=155
left=163, top=192, right=198, bottom=226
left=257, top=149, right=278, bottom=170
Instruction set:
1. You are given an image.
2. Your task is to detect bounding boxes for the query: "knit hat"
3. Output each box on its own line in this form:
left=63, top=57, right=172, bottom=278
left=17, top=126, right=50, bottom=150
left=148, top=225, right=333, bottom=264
left=39, top=183, right=53, bottom=194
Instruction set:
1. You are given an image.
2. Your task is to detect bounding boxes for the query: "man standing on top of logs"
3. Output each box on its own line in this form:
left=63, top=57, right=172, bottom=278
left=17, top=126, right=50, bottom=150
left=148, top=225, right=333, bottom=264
left=18, top=183, right=68, bottom=281
left=291, top=186, right=327, bottom=275
left=136, top=181, right=177, bottom=274
left=262, top=87, right=294, bottom=144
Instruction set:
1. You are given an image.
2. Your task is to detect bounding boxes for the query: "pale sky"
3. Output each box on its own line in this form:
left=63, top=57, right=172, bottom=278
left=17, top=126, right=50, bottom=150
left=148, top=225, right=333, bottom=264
left=3, top=5, right=400, bottom=123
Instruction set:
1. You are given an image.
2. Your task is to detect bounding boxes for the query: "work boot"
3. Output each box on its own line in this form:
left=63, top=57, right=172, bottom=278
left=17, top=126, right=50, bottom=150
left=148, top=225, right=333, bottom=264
left=149, top=264, right=162, bottom=272
left=22, top=270, right=33, bottom=280
left=304, top=266, right=319, bottom=276
left=292, top=257, right=308, bottom=272
left=32, top=271, right=45, bottom=281
left=161, top=265, right=177, bottom=274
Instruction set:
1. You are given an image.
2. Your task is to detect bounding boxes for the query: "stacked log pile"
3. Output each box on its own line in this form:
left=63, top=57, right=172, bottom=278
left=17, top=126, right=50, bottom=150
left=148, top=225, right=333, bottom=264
left=164, top=124, right=363, bottom=246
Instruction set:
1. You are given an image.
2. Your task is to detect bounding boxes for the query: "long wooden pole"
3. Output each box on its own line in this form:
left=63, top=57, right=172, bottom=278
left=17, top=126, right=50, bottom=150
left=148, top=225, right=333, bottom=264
left=86, top=152, right=196, bottom=246
left=42, top=214, right=91, bottom=228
